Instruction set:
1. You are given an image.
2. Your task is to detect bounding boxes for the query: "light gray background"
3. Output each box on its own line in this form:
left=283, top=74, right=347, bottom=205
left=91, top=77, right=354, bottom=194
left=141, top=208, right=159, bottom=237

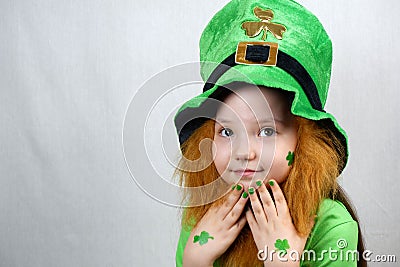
left=1, top=0, right=399, bottom=266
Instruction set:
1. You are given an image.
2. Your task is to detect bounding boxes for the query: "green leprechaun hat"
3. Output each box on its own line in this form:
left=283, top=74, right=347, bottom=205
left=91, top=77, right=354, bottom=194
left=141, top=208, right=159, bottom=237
left=174, top=0, right=349, bottom=170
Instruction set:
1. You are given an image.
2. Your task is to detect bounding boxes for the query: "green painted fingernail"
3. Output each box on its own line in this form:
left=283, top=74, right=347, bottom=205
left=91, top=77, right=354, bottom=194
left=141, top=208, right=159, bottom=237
left=269, top=180, right=275, bottom=186
left=242, top=191, right=248, bottom=198
left=236, top=184, right=242, bottom=191
left=231, top=185, right=236, bottom=190
left=249, top=187, right=255, bottom=195
left=256, top=180, right=262, bottom=187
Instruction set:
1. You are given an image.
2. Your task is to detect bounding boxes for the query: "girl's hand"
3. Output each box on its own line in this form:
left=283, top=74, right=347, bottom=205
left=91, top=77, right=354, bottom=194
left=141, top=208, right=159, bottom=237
left=246, top=179, right=313, bottom=267
left=183, top=184, right=248, bottom=267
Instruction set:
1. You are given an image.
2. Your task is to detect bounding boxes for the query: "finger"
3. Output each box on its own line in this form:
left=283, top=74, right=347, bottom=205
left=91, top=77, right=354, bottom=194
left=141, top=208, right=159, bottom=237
left=248, top=186, right=268, bottom=227
left=245, top=207, right=258, bottom=233
left=217, top=183, right=244, bottom=217
left=257, top=180, right=278, bottom=220
left=268, top=179, right=289, bottom=218
left=229, top=215, right=247, bottom=236
left=223, top=189, right=249, bottom=226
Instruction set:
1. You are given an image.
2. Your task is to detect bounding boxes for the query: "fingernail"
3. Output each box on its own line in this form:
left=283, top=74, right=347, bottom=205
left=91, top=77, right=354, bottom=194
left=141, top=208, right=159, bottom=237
left=256, top=180, right=262, bottom=187
left=236, top=184, right=242, bottom=191
left=268, top=180, right=275, bottom=186
left=242, top=191, right=249, bottom=198
left=249, top=187, right=255, bottom=195
left=231, top=184, right=236, bottom=190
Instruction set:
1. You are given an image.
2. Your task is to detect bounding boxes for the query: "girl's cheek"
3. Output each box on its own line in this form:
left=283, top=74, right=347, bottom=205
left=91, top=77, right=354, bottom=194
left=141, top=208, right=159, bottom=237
left=212, top=141, right=231, bottom=173
left=267, top=147, right=294, bottom=182
left=259, top=142, right=275, bottom=164
left=268, top=161, right=291, bottom=184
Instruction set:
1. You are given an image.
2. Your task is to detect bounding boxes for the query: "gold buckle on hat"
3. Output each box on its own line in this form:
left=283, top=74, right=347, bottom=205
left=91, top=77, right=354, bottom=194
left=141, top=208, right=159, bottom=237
left=235, top=41, right=279, bottom=66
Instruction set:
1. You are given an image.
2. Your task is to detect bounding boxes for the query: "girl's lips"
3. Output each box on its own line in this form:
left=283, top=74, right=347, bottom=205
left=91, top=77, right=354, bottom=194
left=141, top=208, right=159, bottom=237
left=233, top=169, right=261, bottom=176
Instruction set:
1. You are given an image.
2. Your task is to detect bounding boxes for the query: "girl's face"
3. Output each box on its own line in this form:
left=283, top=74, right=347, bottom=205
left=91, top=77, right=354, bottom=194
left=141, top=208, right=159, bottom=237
left=212, top=85, right=298, bottom=190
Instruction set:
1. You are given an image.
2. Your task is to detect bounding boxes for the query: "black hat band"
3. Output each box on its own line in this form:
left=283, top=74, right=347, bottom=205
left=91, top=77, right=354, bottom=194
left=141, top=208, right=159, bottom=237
left=203, top=42, right=324, bottom=112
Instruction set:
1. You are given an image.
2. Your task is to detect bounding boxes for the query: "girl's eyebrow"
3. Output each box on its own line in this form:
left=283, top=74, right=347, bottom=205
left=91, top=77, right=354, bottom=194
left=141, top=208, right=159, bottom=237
left=215, top=118, right=284, bottom=124
left=215, top=119, right=233, bottom=123
left=258, top=118, right=284, bottom=125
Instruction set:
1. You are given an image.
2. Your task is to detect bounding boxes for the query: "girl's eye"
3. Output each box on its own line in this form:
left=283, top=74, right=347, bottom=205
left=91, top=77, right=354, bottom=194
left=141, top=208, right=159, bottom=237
left=220, top=128, right=234, bottom=137
left=259, top=127, right=276, bottom=137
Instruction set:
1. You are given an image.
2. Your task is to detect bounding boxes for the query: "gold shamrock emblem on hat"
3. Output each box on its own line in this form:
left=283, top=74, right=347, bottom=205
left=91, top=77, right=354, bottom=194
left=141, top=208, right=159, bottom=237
left=242, top=7, right=287, bottom=41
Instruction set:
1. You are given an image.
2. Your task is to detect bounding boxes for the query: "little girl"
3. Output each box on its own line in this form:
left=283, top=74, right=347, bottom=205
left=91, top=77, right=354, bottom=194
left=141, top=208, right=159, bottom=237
left=174, top=0, right=366, bottom=266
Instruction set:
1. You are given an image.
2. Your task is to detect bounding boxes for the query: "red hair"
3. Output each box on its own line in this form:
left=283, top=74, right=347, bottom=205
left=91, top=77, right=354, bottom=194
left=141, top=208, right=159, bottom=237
left=176, top=116, right=364, bottom=266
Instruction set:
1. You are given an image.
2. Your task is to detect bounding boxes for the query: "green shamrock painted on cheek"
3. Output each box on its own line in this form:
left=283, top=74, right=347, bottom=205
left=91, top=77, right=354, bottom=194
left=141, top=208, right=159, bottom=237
left=193, top=231, right=214, bottom=245
left=286, top=151, right=294, bottom=166
left=275, top=239, right=290, bottom=256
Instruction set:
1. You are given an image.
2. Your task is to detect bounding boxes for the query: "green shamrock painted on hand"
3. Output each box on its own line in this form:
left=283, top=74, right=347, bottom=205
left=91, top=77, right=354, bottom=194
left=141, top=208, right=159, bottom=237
left=193, top=231, right=214, bottom=245
left=286, top=151, right=294, bottom=166
left=275, top=239, right=290, bottom=256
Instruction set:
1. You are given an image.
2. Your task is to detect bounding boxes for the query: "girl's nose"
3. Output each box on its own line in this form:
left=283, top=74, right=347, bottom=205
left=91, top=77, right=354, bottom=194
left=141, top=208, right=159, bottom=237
left=235, top=150, right=256, bottom=161
left=234, top=138, right=257, bottom=161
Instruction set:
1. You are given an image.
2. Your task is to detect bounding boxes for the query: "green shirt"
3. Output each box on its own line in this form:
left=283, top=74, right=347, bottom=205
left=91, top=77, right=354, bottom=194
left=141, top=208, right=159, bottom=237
left=175, top=199, right=358, bottom=266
